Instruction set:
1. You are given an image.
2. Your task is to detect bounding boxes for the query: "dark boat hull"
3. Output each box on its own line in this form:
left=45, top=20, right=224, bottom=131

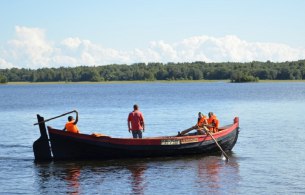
left=45, top=119, right=239, bottom=161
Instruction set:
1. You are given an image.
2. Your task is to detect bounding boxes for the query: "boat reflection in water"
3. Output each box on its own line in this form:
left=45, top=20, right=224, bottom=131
left=34, top=154, right=239, bottom=194
left=127, top=164, right=146, bottom=195
left=65, top=166, right=81, bottom=195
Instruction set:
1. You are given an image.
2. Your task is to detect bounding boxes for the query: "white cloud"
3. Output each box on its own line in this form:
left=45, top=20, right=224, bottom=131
left=150, top=40, right=178, bottom=60
left=53, top=55, right=78, bottom=65
left=172, top=35, right=305, bottom=62
left=1, top=26, right=305, bottom=69
left=61, top=37, right=82, bottom=49
left=6, top=26, right=53, bottom=67
left=0, top=58, right=14, bottom=69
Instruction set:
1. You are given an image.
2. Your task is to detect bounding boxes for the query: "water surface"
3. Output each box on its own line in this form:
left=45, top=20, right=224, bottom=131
left=0, top=82, right=305, bottom=194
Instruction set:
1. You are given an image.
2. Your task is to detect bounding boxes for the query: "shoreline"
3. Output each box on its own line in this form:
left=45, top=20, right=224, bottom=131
left=3, top=80, right=228, bottom=85
left=2, top=79, right=305, bottom=85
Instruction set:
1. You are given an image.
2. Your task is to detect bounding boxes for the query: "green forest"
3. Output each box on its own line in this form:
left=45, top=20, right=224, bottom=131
left=1, top=60, right=305, bottom=83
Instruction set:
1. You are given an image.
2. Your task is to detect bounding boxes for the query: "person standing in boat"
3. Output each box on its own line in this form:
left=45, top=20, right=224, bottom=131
left=63, top=110, right=79, bottom=133
left=128, top=104, right=145, bottom=138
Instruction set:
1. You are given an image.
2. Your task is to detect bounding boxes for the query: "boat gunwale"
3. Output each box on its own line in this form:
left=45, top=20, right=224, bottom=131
left=47, top=121, right=238, bottom=146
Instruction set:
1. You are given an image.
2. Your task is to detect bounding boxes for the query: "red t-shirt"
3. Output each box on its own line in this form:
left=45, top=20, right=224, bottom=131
left=128, top=110, right=144, bottom=131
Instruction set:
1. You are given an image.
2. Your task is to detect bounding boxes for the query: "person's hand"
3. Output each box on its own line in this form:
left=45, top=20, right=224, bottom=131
left=128, top=128, right=131, bottom=133
left=143, top=128, right=145, bottom=132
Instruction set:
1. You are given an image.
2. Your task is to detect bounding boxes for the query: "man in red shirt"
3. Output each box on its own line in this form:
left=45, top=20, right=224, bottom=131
left=128, top=104, right=145, bottom=138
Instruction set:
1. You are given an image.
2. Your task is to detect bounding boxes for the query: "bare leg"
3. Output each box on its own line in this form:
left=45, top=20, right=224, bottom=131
left=179, top=126, right=196, bottom=136
left=197, top=129, right=206, bottom=135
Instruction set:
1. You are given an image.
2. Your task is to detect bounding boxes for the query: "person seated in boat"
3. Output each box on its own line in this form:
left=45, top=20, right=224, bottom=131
left=207, top=112, right=219, bottom=133
left=63, top=110, right=79, bottom=133
left=196, top=112, right=209, bottom=135
left=178, top=112, right=208, bottom=136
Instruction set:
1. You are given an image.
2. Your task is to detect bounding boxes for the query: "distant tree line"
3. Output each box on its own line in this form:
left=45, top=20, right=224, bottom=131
left=0, top=60, right=305, bottom=83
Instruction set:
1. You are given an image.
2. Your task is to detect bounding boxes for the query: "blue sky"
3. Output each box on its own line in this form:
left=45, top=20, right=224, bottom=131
left=1, top=0, right=305, bottom=68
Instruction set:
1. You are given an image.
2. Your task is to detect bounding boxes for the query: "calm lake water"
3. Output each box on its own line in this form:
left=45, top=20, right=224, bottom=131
left=0, top=82, right=305, bottom=194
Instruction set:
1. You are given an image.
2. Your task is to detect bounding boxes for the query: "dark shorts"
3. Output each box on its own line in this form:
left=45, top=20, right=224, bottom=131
left=132, top=130, right=143, bottom=138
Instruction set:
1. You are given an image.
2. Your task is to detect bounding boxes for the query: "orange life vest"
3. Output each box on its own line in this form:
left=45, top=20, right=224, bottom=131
left=65, top=120, right=79, bottom=133
left=207, top=115, right=219, bottom=132
left=197, top=115, right=208, bottom=127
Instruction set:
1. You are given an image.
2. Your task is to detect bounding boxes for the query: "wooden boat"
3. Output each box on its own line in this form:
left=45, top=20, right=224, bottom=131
left=33, top=114, right=239, bottom=161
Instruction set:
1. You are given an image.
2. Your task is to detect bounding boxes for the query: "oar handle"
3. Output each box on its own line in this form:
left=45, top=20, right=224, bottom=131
left=33, top=110, right=77, bottom=125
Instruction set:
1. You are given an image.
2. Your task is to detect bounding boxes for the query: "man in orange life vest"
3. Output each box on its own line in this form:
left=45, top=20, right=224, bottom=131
left=63, top=110, right=79, bottom=133
left=207, top=112, right=219, bottom=133
left=178, top=112, right=208, bottom=136
left=196, top=112, right=209, bottom=135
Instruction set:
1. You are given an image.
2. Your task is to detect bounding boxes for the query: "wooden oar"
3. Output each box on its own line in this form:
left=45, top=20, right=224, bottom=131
left=34, top=110, right=76, bottom=125
left=203, top=126, right=229, bottom=161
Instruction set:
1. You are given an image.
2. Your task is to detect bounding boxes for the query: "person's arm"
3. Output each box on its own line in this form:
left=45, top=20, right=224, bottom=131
left=141, top=114, right=145, bottom=131
left=128, top=121, right=131, bottom=132
left=127, top=114, right=131, bottom=132
left=214, top=119, right=219, bottom=130
left=211, top=119, right=216, bottom=128
left=73, top=110, right=78, bottom=125
left=204, top=124, right=213, bottom=128
left=63, top=123, right=66, bottom=131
